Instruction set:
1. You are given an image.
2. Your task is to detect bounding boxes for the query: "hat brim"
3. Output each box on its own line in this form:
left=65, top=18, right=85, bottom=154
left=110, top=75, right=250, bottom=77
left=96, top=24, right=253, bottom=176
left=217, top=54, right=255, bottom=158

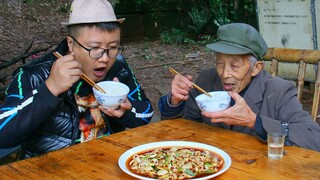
left=206, top=41, right=259, bottom=59
left=61, top=18, right=125, bottom=26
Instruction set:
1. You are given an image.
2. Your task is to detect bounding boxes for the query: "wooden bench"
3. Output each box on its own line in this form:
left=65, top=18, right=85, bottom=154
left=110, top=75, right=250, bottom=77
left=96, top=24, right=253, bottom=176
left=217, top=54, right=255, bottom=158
left=263, top=48, right=320, bottom=121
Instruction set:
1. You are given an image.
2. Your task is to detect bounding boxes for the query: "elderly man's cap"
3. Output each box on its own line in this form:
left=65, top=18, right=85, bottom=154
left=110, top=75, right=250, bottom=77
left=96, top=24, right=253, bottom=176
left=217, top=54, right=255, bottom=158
left=206, top=23, right=268, bottom=59
left=61, top=0, right=125, bottom=26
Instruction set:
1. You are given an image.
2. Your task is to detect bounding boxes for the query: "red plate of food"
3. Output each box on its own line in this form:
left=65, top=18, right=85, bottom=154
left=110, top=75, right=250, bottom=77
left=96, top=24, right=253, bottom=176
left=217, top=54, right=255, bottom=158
left=118, top=141, right=231, bottom=180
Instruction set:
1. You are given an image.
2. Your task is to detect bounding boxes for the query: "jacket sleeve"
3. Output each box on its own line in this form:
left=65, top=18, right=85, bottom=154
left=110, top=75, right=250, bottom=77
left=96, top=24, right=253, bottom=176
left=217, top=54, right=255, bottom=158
left=182, top=72, right=211, bottom=123
left=105, top=57, right=154, bottom=129
left=260, top=79, right=320, bottom=151
left=0, top=68, right=62, bottom=148
left=158, top=93, right=186, bottom=120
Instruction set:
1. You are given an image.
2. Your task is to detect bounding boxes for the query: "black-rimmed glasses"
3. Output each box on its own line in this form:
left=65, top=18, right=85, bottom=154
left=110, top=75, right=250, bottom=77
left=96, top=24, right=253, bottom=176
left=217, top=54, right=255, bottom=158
left=71, top=36, right=124, bottom=59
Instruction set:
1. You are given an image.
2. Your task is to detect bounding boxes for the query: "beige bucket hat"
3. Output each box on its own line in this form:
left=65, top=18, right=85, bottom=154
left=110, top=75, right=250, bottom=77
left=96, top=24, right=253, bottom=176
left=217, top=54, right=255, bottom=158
left=61, top=0, right=125, bottom=26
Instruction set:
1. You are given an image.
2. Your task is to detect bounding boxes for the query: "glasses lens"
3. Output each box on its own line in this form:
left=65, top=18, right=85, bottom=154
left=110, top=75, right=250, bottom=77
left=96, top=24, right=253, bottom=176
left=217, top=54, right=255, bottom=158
left=89, top=47, right=124, bottom=59
left=90, top=48, right=105, bottom=59
left=108, top=47, right=122, bottom=58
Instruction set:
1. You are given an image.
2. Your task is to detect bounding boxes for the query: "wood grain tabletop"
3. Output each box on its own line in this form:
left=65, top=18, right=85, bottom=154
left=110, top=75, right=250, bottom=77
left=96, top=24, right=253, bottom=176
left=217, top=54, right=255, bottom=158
left=0, top=118, right=319, bottom=179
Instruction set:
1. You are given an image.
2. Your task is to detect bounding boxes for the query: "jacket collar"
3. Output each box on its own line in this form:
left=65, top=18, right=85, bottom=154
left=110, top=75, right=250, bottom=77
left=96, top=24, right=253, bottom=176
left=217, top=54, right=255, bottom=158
left=243, top=70, right=270, bottom=113
left=55, top=38, right=69, bottom=56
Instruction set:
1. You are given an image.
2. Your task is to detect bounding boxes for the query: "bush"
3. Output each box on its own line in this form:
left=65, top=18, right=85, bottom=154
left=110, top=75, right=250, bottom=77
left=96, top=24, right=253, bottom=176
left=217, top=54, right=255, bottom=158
left=188, top=8, right=209, bottom=35
left=160, top=28, right=187, bottom=45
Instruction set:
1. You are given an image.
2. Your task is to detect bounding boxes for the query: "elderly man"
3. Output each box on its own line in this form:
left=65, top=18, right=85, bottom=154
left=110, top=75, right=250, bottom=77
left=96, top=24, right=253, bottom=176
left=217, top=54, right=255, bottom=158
left=158, top=23, right=320, bottom=151
left=0, top=0, right=153, bottom=158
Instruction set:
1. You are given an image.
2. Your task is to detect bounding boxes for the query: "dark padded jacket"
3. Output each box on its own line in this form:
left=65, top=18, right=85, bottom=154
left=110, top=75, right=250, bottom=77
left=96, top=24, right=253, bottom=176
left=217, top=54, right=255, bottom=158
left=0, top=39, right=154, bottom=158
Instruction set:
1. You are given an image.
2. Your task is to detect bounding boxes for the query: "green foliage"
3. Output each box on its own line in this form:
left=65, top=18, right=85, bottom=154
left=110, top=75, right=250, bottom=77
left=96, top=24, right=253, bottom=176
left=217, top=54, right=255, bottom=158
left=186, top=0, right=256, bottom=30
left=160, top=28, right=213, bottom=46
left=171, top=28, right=187, bottom=45
left=59, top=3, right=71, bottom=13
left=25, top=0, right=33, bottom=4
left=209, top=0, right=231, bottom=27
left=109, top=0, right=120, bottom=6
left=187, top=8, right=208, bottom=35
left=160, top=31, right=173, bottom=44
left=127, top=0, right=256, bottom=46
left=207, top=0, right=256, bottom=27
left=197, top=35, right=213, bottom=45
left=160, top=28, right=187, bottom=45
left=244, top=3, right=254, bottom=12
left=134, top=0, right=149, bottom=4
left=183, top=38, right=196, bottom=45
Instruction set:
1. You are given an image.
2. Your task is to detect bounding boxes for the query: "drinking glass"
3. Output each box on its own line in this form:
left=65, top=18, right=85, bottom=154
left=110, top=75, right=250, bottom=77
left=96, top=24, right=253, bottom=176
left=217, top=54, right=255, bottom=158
left=267, top=132, right=285, bottom=159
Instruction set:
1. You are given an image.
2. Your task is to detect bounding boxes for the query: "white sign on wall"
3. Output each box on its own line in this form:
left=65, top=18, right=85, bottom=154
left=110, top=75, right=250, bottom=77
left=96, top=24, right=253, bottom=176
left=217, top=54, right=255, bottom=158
left=256, top=0, right=318, bottom=82
left=257, top=0, right=315, bottom=49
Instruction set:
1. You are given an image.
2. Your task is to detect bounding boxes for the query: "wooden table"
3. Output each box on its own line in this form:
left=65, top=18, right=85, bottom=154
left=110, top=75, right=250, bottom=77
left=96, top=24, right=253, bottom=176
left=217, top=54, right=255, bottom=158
left=0, top=119, right=319, bottom=179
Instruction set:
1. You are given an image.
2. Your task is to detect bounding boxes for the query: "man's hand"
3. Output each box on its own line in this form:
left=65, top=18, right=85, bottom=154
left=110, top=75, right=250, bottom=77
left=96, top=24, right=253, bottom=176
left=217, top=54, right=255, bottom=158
left=99, top=98, right=132, bottom=118
left=170, top=74, right=193, bottom=105
left=202, top=91, right=257, bottom=128
left=46, top=53, right=82, bottom=96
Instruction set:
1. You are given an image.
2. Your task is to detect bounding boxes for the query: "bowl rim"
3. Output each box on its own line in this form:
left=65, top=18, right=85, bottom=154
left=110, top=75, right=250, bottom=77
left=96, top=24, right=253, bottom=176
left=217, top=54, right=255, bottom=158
left=93, top=81, right=130, bottom=96
left=195, top=91, right=230, bottom=102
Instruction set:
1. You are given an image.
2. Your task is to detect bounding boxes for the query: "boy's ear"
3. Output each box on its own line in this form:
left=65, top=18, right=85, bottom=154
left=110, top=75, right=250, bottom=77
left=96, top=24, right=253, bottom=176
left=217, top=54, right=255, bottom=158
left=67, top=36, right=73, bottom=52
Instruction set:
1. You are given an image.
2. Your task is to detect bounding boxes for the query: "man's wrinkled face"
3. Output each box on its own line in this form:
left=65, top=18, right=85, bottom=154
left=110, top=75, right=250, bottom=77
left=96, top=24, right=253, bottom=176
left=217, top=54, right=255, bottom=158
left=67, top=26, right=121, bottom=82
left=215, top=53, right=255, bottom=93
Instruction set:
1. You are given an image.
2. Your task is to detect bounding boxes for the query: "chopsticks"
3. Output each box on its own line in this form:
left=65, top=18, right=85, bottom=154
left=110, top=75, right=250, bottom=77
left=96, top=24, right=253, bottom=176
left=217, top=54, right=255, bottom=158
left=169, top=67, right=212, bottom=97
left=52, top=52, right=106, bottom=94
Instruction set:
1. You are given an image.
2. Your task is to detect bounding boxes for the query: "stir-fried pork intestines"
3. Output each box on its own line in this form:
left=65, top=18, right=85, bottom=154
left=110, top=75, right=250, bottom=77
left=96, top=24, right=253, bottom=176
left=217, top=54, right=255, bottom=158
left=128, top=147, right=224, bottom=179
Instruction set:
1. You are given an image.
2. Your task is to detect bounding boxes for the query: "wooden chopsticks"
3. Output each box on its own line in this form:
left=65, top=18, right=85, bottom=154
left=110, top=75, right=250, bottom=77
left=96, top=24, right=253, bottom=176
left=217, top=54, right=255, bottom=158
left=52, top=52, right=106, bottom=94
left=79, top=72, right=106, bottom=94
left=169, top=67, right=212, bottom=97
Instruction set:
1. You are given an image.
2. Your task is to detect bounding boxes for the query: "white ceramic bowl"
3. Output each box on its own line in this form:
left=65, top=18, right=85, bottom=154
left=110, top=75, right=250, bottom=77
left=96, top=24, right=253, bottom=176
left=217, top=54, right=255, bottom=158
left=195, top=91, right=231, bottom=112
left=92, top=81, right=130, bottom=109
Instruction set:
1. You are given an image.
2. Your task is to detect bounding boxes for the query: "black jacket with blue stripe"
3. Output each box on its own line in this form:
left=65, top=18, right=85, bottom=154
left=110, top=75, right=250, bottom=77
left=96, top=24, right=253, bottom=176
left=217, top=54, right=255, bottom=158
left=0, top=39, right=153, bottom=158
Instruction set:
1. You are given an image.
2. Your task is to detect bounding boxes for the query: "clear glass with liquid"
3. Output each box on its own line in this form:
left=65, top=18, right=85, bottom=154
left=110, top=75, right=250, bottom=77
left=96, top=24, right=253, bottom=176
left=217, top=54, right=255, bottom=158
left=268, top=133, right=285, bottom=159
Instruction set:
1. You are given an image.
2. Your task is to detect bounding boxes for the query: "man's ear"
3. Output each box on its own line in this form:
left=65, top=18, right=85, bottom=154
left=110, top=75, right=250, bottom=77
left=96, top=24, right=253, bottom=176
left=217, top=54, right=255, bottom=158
left=251, top=61, right=264, bottom=77
left=66, top=36, right=73, bottom=52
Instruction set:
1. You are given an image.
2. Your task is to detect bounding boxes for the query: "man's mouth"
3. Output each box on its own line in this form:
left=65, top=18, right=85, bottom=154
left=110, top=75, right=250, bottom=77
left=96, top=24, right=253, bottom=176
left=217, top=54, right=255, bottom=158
left=223, top=83, right=234, bottom=91
left=93, top=67, right=106, bottom=77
